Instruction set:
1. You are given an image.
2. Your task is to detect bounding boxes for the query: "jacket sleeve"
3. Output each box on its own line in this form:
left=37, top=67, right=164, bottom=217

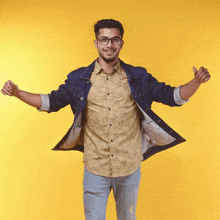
left=47, top=74, right=76, bottom=113
left=146, top=72, right=181, bottom=107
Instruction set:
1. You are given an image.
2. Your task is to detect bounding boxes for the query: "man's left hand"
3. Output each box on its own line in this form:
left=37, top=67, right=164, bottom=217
left=193, top=66, right=211, bottom=84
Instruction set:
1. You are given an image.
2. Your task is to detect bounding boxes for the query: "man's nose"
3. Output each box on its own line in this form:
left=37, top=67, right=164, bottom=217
left=107, top=39, right=113, bottom=46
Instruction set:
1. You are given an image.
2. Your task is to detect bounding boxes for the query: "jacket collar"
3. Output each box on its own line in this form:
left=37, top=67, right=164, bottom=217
left=80, top=60, right=96, bottom=80
left=80, top=58, right=139, bottom=80
left=120, top=59, right=139, bottom=80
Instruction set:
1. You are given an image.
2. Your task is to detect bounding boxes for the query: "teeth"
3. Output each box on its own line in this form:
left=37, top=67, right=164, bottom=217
left=104, top=49, right=114, bottom=52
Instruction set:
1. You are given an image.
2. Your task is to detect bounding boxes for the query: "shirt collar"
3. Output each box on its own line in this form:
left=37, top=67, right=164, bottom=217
left=94, top=59, right=121, bottom=75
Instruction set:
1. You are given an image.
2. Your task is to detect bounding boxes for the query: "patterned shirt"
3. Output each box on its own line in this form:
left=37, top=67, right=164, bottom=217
left=82, top=60, right=143, bottom=177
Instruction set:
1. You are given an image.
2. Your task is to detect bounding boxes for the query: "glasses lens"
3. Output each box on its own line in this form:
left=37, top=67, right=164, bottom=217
left=112, top=38, right=121, bottom=45
left=99, top=38, right=108, bottom=45
left=98, top=37, right=121, bottom=45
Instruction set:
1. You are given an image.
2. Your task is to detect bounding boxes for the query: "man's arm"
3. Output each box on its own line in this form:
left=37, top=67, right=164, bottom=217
left=180, top=66, right=211, bottom=101
left=1, top=80, right=42, bottom=109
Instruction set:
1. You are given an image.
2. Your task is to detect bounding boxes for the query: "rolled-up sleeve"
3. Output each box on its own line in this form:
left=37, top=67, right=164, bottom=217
left=37, top=93, right=50, bottom=112
left=174, top=86, right=189, bottom=105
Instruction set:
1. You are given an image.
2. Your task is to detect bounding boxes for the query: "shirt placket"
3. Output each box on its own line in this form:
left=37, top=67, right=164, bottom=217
left=105, top=72, right=117, bottom=176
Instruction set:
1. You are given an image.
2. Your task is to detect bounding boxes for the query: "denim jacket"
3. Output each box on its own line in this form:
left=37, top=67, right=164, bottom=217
left=40, top=59, right=187, bottom=161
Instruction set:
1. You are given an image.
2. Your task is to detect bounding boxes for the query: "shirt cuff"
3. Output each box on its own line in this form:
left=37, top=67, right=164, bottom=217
left=38, top=94, right=50, bottom=112
left=173, top=86, right=189, bottom=105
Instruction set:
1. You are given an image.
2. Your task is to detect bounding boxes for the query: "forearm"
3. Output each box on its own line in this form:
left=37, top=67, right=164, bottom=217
left=179, top=78, right=201, bottom=101
left=15, top=89, right=42, bottom=109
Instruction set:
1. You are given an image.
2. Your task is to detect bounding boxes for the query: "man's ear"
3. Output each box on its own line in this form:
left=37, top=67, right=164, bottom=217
left=121, top=40, right=124, bottom=49
left=94, top=40, right=98, bottom=49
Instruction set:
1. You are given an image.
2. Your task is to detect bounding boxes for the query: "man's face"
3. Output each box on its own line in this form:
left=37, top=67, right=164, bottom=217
left=94, top=28, right=124, bottom=64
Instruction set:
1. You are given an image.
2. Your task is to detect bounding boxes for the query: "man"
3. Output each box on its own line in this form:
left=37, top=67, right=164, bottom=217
left=1, top=19, right=210, bottom=220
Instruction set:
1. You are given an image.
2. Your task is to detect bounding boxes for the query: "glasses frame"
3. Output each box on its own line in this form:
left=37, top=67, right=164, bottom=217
left=97, top=37, right=122, bottom=45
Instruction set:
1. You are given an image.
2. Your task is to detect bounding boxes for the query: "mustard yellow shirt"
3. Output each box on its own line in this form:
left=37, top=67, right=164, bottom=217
left=82, top=60, right=143, bottom=177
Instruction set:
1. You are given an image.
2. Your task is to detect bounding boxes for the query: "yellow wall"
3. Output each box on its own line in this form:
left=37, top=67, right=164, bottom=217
left=0, top=0, right=220, bottom=219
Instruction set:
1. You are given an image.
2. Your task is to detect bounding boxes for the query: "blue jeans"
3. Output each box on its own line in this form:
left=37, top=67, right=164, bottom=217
left=83, top=165, right=141, bottom=220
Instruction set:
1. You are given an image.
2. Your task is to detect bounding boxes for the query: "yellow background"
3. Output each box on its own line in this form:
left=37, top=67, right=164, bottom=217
left=0, top=0, right=220, bottom=219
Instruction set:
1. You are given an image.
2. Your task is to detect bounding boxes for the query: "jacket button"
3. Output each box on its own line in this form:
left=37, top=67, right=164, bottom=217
left=80, top=97, right=84, bottom=101
left=86, top=80, right=90, bottom=84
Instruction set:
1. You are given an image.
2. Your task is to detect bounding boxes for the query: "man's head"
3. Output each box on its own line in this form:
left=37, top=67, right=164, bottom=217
left=94, top=19, right=124, bottom=64
left=94, top=19, right=124, bottom=39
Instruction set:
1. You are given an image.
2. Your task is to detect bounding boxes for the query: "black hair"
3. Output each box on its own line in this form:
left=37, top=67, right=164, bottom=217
left=94, top=19, right=124, bottom=38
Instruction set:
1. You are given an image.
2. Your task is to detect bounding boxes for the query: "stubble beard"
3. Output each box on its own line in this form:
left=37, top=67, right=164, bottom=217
left=101, top=49, right=118, bottom=64
left=102, top=56, right=117, bottom=63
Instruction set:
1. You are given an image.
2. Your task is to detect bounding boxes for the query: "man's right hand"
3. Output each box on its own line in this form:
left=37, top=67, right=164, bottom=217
left=1, top=80, right=42, bottom=109
left=1, top=80, right=19, bottom=97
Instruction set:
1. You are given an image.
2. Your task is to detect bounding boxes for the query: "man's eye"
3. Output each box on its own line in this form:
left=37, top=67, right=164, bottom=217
left=100, top=38, right=108, bottom=43
left=113, top=38, right=120, bottom=42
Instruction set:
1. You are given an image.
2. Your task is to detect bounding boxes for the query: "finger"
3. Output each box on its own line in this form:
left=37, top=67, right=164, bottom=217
left=204, top=75, right=211, bottom=82
left=4, top=83, right=13, bottom=91
left=9, top=81, right=18, bottom=90
left=8, top=80, right=13, bottom=85
left=197, top=69, right=209, bottom=77
left=196, top=67, right=204, bottom=78
left=2, top=85, right=11, bottom=94
left=193, top=66, right=198, bottom=73
left=1, top=88, right=11, bottom=95
left=8, top=80, right=16, bottom=87
left=2, top=87, right=11, bottom=95
left=196, top=68, right=207, bottom=78
left=201, top=70, right=209, bottom=80
left=1, top=89, right=6, bottom=95
left=11, top=82, right=17, bottom=89
left=4, top=80, right=17, bottom=93
left=198, top=66, right=205, bottom=74
left=200, top=73, right=210, bottom=81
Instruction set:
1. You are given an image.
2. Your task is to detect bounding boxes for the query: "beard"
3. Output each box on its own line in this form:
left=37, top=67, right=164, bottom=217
left=102, top=56, right=117, bottom=63
left=100, top=50, right=118, bottom=63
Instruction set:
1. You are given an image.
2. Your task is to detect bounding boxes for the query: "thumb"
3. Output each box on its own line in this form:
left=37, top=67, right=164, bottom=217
left=12, top=83, right=18, bottom=89
left=9, top=81, right=17, bottom=89
left=192, top=66, right=198, bottom=73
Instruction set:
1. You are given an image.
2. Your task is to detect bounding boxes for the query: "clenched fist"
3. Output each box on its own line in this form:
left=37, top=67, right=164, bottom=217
left=193, top=66, right=211, bottom=84
left=1, top=80, right=19, bottom=96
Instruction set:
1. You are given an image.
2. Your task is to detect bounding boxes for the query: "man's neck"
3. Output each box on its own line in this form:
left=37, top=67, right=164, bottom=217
left=98, top=58, right=119, bottom=74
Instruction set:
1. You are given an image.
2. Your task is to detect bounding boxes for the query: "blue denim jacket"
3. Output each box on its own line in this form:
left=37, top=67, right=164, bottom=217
left=40, top=59, right=187, bottom=161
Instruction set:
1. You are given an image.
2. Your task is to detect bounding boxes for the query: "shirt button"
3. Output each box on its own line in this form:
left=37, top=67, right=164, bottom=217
left=108, top=108, right=111, bottom=111
left=111, top=139, right=113, bottom=142
left=109, top=124, right=112, bottom=126
left=111, top=154, right=114, bottom=157
left=107, top=93, right=110, bottom=95
left=80, top=97, right=84, bottom=101
left=107, top=78, right=109, bottom=80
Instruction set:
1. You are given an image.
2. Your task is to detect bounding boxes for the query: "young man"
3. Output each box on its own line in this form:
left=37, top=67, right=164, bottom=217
left=1, top=19, right=210, bottom=220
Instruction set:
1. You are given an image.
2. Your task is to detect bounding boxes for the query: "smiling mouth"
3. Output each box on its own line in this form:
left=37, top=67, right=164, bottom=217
left=104, top=49, right=116, bottom=55
left=104, top=49, right=116, bottom=53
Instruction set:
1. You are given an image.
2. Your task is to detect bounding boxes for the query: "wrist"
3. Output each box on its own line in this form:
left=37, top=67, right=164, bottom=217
left=14, top=88, right=21, bottom=98
left=193, top=77, right=202, bottom=85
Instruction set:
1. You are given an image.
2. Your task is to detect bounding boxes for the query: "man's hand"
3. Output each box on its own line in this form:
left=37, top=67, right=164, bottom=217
left=1, top=80, right=42, bottom=108
left=193, top=66, right=211, bottom=84
left=180, top=66, right=211, bottom=101
left=1, top=80, right=19, bottom=97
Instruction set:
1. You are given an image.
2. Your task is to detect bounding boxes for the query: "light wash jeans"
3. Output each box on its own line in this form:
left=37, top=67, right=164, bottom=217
left=83, top=165, right=141, bottom=220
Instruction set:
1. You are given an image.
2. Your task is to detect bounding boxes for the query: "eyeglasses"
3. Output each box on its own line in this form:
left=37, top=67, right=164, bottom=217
left=98, top=37, right=122, bottom=45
